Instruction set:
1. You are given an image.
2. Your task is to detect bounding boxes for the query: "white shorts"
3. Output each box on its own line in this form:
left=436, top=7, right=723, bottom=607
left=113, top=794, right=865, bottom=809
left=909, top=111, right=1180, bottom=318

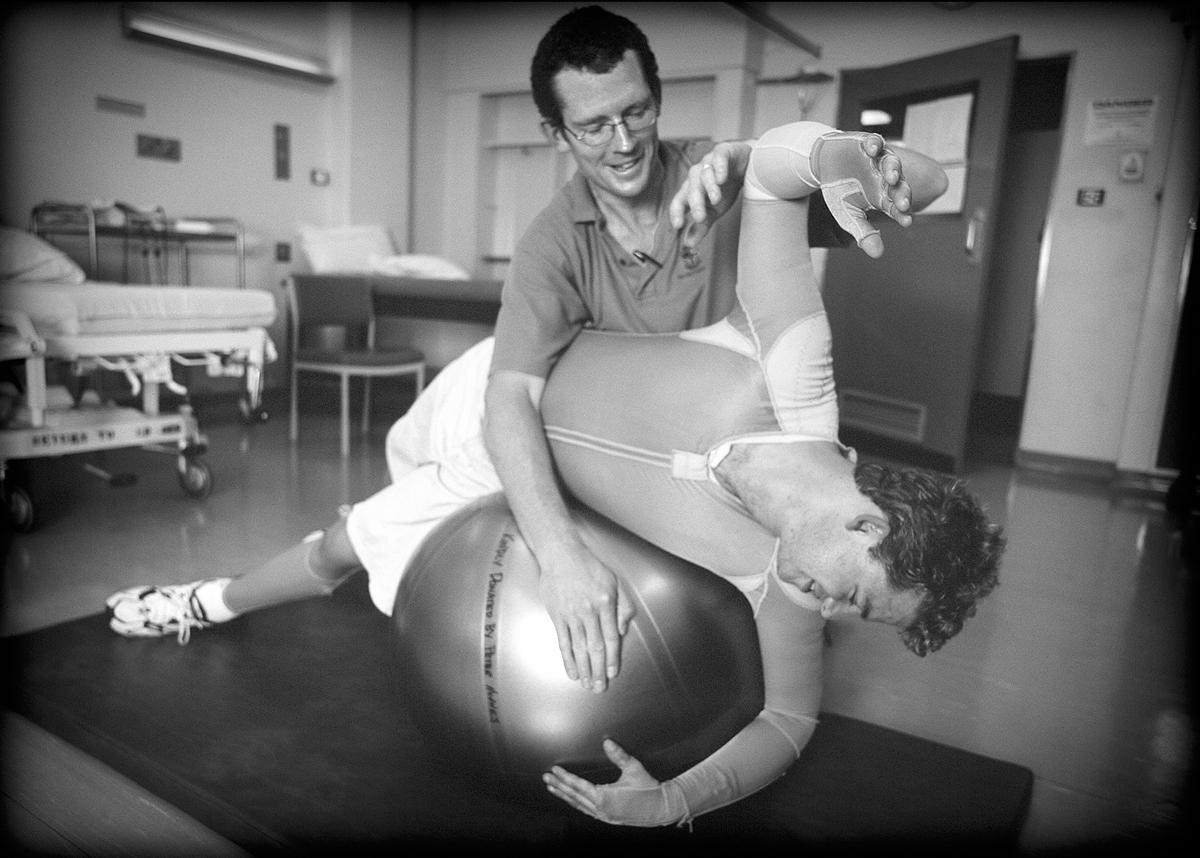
left=346, top=336, right=502, bottom=614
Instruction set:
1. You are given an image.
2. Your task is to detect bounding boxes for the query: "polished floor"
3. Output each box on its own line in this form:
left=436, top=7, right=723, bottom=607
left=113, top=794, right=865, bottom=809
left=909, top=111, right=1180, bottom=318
left=2, top=390, right=1196, bottom=855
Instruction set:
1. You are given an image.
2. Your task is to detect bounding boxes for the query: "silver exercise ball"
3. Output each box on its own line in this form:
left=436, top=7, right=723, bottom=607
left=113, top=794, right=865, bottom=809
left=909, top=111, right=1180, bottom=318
left=392, top=493, right=763, bottom=792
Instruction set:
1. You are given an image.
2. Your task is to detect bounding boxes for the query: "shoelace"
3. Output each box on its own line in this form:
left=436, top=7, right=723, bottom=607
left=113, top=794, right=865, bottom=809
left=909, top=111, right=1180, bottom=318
left=142, top=588, right=207, bottom=645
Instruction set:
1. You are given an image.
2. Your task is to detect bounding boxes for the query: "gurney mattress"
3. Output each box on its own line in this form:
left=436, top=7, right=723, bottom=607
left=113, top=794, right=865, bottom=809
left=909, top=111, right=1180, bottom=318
left=0, top=281, right=277, bottom=336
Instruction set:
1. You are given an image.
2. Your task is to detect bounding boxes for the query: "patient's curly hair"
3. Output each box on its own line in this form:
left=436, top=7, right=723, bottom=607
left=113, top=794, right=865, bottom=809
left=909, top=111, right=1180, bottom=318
left=854, top=462, right=1005, bottom=657
left=530, top=5, right=662, bottom=128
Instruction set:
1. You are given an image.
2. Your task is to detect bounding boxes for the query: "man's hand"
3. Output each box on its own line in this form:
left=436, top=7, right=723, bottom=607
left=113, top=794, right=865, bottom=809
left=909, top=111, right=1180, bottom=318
left=668, top=139, right=753, bottom=252
left=483, top=370, right=636, bottom=692
left=537, top=539, right=635, bottom=692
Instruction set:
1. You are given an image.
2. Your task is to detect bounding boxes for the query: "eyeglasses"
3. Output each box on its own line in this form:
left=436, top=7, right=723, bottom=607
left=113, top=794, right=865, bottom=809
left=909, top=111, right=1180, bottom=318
left=561, top=103, right=659, bottom=148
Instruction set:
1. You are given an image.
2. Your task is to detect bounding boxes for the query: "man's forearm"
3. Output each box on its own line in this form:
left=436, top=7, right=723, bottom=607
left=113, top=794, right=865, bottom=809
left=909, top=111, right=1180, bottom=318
left=483, top=376, right=577, bottom=560
left=484, top=370, right=631, bottom=688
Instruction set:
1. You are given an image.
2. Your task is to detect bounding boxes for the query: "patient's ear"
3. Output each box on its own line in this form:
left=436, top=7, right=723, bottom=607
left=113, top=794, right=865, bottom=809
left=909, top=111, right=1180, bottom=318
left=848, top=513, right=889, bottom=537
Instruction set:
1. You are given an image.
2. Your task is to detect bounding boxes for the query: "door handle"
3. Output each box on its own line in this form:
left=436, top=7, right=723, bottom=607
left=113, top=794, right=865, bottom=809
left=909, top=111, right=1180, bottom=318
left=965, top=208, right=986, bottom=260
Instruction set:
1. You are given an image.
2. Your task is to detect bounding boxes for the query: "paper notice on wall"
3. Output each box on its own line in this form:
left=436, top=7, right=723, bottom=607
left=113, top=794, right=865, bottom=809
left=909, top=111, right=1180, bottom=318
left=922, top=165, right=967, bottom=215
left=903, top=93, right=973, bottom=164
left=1084, top=97, right=1157, bottom=146
left=901, top=93, right=973, bottom=214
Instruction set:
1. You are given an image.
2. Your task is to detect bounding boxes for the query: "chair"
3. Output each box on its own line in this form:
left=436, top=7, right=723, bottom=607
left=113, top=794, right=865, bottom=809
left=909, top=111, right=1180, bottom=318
left=287, top=275, right=425, bottom=457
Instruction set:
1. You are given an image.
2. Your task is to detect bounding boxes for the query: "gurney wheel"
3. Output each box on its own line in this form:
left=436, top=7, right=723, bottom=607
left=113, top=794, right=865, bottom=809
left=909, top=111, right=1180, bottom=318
left=178, top=459, right=213, bottom=500
left=238, top=396, right=269, bottom=424
left=5, top=483, right=37, bottom=533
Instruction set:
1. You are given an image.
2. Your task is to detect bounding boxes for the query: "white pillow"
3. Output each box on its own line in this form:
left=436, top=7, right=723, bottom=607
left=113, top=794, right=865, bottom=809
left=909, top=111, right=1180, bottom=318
left=367, top=253, right=469, bottom=280
left=297, top=224, right=395, bottom=273
left=0, top=226, right=87, bottom=283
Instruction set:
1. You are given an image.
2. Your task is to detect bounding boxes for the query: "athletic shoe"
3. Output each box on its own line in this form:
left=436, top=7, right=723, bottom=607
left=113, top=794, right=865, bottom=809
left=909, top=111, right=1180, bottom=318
left=106, top=580, right=221, bottom=644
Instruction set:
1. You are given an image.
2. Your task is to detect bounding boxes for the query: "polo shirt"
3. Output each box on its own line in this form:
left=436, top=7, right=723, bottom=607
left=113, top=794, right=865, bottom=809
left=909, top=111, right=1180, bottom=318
left=490, top=139, right=849, bottom=380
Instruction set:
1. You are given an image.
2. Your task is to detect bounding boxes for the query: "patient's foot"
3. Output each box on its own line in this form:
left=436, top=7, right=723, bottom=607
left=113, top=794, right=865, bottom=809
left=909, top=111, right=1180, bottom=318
left=106, top=578, right=234, bottom=644
left=813, top=130, right=913, bottom=258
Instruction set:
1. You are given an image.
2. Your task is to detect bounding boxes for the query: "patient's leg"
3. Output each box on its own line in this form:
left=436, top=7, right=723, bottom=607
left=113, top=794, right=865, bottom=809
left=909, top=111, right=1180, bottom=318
left=105, top=514, right=361, bottom=644
left=105, top=338, right=501, bottom=643
left=224, top=336, right=498, bottom=619
left=221, top=514, right=361, bottom=614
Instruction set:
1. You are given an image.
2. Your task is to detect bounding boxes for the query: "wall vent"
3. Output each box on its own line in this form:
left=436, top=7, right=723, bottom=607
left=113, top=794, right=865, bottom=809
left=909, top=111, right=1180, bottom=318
left=839, top=388, right=927, bottom=443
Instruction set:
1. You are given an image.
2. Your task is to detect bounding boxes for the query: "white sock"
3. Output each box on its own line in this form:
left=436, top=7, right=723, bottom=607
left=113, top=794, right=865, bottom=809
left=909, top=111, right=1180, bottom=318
left=193, top=577, right=238, bottom=623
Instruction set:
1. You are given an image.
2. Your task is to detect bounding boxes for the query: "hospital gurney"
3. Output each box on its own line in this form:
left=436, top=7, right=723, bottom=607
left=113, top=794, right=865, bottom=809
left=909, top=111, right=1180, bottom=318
left=0, top=281, right=277, bottom=532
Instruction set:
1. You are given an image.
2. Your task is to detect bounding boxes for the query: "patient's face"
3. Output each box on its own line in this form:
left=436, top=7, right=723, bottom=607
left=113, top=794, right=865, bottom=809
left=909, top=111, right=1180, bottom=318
left=777, top=512, right=923, bottom=626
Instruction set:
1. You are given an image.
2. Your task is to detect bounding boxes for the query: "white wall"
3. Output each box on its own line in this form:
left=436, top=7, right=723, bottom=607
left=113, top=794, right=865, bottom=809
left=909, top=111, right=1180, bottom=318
left=410, top=2, right=1193, bottom=478
left=1116, top=30, right=1197, bottom=477
left=339, top=2, right=412, bottom=234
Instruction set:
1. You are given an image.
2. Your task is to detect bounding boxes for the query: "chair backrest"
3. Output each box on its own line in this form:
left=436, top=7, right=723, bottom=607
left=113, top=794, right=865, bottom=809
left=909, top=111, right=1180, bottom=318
left=288, top=275, right=376, bottom=352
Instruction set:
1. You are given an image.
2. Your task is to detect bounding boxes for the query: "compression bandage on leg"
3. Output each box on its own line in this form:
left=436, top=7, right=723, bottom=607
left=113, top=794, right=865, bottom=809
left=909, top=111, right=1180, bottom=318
left=744, top=121, right=898, bottom=254
left=221, top=526, right=360, bottom=616
left=301, top=526, right=361, bottom=595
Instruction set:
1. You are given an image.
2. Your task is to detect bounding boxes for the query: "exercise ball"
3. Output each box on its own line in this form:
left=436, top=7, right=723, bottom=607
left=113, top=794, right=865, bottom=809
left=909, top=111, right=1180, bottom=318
left=393, top=493, right=763, bottom=794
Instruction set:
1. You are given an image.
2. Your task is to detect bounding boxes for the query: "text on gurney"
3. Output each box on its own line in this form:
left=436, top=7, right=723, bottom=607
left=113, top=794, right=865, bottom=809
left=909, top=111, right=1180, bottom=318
left=29, top=423, right=181, bottom=450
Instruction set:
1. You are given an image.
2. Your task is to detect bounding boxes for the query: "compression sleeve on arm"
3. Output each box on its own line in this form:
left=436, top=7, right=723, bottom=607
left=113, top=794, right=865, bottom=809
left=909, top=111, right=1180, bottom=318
left=744, top=121, right=893, bottom=252
left=578, top=584, right=825, bottom=828
left=734, top=123, right=828, bottom=332
left=663, top=584, right=826, bottom=823
left=731, top=125, right=836, bottom=441
left=743, top=121, right=832, bottom=202
left=664, top=707, right=818, bottom=822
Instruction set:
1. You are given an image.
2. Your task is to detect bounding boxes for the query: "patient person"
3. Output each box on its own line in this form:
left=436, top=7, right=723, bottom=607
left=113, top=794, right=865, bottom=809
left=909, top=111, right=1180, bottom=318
left=108, top=120, right=1003, bottom=826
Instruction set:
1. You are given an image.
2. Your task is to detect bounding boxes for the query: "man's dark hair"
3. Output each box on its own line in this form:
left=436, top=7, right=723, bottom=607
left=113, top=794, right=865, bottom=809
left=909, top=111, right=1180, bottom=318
left=530, top=5, right=662, bottom=127
left=854, top=462, right=1005, bottom=656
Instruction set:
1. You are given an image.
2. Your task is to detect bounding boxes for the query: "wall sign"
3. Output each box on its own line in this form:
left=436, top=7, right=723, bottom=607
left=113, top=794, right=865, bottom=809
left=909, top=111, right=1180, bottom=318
left=137, top=134, right=181, bottom=162
left=1119, top=150, right=1146, bottom=183
left=1084, top=97, right=1157, bottom=147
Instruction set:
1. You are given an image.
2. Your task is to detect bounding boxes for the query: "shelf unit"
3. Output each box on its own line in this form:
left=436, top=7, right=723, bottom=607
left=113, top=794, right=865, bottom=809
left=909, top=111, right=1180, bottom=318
left=30, top=202, right=245, bottom=288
